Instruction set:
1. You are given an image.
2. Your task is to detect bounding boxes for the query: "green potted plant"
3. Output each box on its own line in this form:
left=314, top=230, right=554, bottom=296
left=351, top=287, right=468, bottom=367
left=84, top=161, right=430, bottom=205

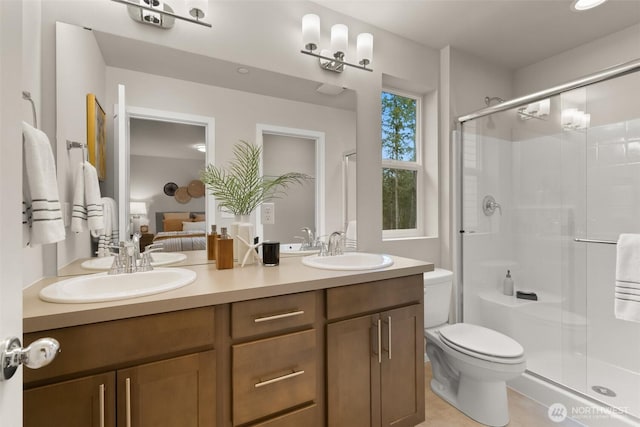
left=200, top=140, right=310, bottom=263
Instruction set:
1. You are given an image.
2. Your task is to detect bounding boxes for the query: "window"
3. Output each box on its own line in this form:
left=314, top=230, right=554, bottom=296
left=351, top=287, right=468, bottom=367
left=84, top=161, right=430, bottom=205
left=381, top=89, right=423, bottom=238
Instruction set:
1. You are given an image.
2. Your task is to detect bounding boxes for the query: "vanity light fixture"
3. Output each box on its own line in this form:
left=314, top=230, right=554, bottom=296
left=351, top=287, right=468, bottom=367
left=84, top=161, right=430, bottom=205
left=562, top=108, right=591, bottom=130
left=111, top=0, right=212, bottom=29
left=517, top=98, right=550, bottom=120
left=300, top=14, right=373, bottom=73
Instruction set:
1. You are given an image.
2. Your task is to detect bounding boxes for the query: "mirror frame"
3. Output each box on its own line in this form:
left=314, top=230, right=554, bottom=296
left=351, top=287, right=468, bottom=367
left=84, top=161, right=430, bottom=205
left=118, top=104, right=215, bottom=242
left=255, top=124, right=325, bottom=243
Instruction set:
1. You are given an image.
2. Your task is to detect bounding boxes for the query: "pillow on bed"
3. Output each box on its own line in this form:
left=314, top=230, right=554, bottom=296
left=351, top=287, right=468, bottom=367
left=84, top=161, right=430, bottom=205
left=182, top=221, right=206, bottom=232
left=163, top=212, right=190, bottom=220
left=163, top=218, right=185, bottom=232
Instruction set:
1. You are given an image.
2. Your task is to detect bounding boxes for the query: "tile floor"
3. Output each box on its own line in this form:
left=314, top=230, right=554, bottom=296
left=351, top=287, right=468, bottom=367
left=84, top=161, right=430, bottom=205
left=417, top=363, right=581, bottom=427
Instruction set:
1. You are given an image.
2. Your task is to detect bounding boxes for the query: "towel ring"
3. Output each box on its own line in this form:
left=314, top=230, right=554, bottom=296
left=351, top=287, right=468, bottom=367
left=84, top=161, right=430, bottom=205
left=66, top=140, right=88, bottom=161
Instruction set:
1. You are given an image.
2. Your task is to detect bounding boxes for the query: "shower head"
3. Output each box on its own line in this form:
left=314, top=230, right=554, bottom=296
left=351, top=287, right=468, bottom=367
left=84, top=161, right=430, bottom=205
left=484, top=96, right=505, bottom=106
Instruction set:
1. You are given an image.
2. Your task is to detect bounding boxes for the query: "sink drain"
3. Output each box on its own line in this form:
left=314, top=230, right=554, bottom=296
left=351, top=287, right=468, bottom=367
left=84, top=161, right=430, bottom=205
left=592, top=385, right=616, bottom=397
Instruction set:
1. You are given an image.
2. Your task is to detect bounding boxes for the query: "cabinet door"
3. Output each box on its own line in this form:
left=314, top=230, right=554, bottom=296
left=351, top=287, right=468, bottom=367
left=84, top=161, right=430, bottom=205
left=117, top=351, right=216, bottom=427
left=24, top=372, right=115, bottom=427
left=380, top=304, right=424, bottom=427
left=327, top=314, right=380, bottom=427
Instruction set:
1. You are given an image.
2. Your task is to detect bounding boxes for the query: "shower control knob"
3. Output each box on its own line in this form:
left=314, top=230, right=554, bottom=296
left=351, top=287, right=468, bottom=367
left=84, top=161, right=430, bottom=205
left=0, top=336, right=60, bottom=381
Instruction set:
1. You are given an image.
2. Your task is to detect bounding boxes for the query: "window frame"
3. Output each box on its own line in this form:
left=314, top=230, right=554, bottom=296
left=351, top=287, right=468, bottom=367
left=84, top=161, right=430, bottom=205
left=381, top=87, right=425, bottom=239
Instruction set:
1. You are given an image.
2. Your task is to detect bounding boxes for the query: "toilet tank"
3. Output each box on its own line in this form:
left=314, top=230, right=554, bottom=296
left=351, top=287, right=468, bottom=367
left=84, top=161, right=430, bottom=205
left=424, top=268, right=454, bottom=329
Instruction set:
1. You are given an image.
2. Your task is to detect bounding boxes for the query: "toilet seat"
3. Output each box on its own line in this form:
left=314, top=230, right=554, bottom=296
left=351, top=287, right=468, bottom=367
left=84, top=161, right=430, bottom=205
left=438, top=323, right=525, bottom=364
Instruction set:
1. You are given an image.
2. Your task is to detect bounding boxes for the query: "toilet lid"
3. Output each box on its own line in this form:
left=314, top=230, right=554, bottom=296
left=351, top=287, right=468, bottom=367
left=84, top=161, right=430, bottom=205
left=439, top=323, right=524, bottom=359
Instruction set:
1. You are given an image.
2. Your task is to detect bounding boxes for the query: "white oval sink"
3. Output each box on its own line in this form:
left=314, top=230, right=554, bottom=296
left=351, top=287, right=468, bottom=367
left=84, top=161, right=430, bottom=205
left=280, top=243, right=319, bottom=257
left=81, top=252, right=188, bottom=270
left=301, top=252, right=393, bottom=270
left=39, top=268, right=197, bottom=304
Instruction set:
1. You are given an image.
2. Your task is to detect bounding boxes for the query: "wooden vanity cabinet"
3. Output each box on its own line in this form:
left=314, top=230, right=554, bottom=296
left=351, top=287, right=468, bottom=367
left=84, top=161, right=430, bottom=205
left=229, top=290, right=324, bottom=427
left=23, top=307, right=216, bottom=427
left=326, top=275, right=425, bottom=427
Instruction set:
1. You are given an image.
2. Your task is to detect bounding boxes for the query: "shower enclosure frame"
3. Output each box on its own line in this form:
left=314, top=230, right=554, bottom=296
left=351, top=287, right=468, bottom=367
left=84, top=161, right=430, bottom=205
left=454, top=58, right=640, bottom=425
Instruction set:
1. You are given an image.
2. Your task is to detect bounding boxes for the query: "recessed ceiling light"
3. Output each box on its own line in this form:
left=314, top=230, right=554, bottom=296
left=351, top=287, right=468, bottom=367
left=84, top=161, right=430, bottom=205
left=237, top=67, right=250, bottom=74
left=571, top=0, right=608, bottom=11
left=194, top=143, right=206, bottom=152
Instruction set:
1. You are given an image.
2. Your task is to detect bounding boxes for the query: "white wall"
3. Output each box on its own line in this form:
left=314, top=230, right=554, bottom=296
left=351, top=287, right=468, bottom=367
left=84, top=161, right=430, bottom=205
left=514, top=23, right=640, bottom=96
left=262, top=134, right=315, bottom=243
left=54, top=22, right=106, bottom=272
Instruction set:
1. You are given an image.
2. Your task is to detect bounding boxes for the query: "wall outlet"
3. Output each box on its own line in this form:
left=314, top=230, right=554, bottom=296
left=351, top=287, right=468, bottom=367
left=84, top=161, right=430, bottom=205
left=261, top=203, right=275, bottom=225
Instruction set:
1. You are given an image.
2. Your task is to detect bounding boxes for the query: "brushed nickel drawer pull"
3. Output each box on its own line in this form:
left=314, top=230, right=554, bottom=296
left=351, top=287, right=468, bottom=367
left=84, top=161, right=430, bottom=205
left=254, top=370, right=305, bottom=388
left=125, top=377, right=132, bottom=427
left=377, top=318, right=382, bottom=364
left=99, top=383, right=105, bottom=427
left=387, top=316, right=392, bottom=360
left=254, top=310, right=305, bottom=323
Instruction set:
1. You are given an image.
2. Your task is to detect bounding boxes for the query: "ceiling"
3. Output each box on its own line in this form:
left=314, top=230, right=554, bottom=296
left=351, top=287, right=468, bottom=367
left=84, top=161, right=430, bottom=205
left=314, top=0, right=640, bottom=70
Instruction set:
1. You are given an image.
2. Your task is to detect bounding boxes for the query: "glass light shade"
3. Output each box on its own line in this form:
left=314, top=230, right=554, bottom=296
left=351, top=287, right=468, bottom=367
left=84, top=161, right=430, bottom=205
left=571, top=0, right=608, bottom=11
left=356, top=33, right=373, bottom=66
left=538, top=98, right=551, bottom=116
left=186, top=0, right=207, bottom=18
left=331, top=24, right=348, bottom=56
left=562, top=108, right=578, bottom=126
left=130, top=202, right=148, bottom=216
left=302, top=14, right=320, bottom=51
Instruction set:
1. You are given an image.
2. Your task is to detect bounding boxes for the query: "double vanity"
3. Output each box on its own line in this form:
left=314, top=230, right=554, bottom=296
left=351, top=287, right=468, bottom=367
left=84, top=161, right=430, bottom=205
left=23, top=253, right=432, bottom=427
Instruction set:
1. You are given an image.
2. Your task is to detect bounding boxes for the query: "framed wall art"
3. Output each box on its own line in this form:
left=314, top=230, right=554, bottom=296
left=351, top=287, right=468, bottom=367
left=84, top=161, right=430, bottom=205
left=86, top=93, right=107, bottom=180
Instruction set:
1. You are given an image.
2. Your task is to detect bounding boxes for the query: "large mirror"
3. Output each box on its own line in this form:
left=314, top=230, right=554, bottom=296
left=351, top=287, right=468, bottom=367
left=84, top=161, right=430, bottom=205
left=55, top=22, right=356, bottom=276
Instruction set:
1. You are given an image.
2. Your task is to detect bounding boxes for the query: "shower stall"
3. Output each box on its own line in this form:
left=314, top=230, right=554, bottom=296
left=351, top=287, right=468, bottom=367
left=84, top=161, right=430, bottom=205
left=457, top=60, right=640, bottom=426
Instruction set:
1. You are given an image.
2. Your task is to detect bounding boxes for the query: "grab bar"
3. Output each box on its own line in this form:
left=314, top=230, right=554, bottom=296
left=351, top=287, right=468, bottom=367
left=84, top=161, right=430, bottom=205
left=574, top=238, right=617, bottom=245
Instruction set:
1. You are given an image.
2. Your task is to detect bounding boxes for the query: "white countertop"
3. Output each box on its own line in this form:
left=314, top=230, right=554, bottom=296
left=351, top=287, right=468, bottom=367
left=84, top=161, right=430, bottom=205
left=25, top=255, right=433, bottom=333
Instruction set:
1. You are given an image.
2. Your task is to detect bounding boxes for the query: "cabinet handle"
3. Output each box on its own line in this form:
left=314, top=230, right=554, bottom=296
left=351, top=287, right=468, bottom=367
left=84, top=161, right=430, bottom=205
left=99, top=383, right=105, bottom=427
left=125, top=377, right=131, bottom=427
left=387, top=316, right=392, bottom=360
left=254, top=370, right=304, bottom=388
left=254, top=310, right=305, bottom=323
left=377, top=318, right=382, bottom=364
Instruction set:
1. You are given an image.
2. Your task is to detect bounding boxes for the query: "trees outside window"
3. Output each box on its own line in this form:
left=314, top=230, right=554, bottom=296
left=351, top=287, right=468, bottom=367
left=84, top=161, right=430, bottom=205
left=381, top=90, right=422, bottom=236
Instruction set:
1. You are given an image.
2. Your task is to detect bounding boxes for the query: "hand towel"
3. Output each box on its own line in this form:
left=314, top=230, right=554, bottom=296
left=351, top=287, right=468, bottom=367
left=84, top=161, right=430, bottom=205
left=71, top=161, right=104, bottom=233
left=71, top=163, right=87, bottom=233
left=615, top=234, right=640, bottom=322
left=22, top=121, right=65, bottom=245
left=84, top=162, right=104, bottom=231
left=94, top=197, right=119, bottom=257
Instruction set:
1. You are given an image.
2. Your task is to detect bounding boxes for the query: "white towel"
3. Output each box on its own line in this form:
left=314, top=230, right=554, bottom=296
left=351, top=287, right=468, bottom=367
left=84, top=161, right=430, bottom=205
left=84, top=162, right=104, bottom=231
left=93, top=197, right=119, bottom=257
left=615, top=234, right=640, bottom=322
left=22, top=121, right=65, bottom=245
left=71, top=161, right=104, bottom=233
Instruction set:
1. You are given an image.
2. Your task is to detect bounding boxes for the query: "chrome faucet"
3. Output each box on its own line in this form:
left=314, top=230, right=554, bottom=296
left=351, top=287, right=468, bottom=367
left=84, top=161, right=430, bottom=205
left=327, top=231, right=345, bottom=256
left=108, top=234, right=161, bottom=275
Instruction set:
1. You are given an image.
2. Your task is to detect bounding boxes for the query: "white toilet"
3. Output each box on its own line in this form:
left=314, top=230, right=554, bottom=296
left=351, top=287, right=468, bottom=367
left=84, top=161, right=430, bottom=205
left=424, top=269, right=526, bottom=427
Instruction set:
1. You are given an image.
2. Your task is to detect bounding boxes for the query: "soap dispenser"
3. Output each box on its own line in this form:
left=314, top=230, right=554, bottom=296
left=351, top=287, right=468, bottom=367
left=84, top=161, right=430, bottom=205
left=503, top=270, right=514, bottom=296
left=216, top=227, right=234, bottom=270
left=207, top=225, right=218, bottom=261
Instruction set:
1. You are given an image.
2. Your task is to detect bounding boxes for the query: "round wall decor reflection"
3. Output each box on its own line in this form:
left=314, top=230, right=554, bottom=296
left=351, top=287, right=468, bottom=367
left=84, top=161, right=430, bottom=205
left=163, top=182, right=178, bottom=196
left=174, top=187, right=192, bottom=204
left=187, top=179, right=205, bottom=198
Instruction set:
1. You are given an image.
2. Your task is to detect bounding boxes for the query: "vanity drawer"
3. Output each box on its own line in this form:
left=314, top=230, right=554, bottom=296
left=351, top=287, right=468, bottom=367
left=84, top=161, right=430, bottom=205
left=326, top=275, right=423, bottom=320
left=250, top=403, right=319, bottom=427
left=231, top=291, right=316, bottom=339
left=24, top=307, right=215, bottom=385
left=232, top=329, right=316, bottom=426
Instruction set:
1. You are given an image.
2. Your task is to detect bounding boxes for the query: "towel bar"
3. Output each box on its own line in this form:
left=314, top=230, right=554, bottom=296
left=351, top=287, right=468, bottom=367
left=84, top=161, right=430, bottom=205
left=574, top=238, right=617, bottom=245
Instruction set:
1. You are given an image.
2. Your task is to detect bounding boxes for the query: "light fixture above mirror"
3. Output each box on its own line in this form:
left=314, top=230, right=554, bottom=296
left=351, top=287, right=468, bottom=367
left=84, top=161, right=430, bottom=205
left=300, top=14, right=373, bottom=73
left=112, top=0, right=211, bottom=29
